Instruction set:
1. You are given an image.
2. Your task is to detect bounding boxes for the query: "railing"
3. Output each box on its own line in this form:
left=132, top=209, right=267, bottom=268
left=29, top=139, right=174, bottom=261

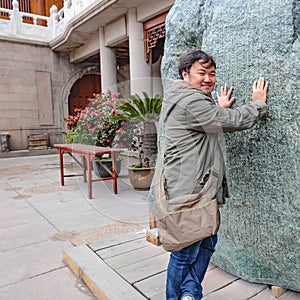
left=1, top=0, right=36, bottom=23
left=0, top=0, right=13, bottom=18
left=0, top=0, right=99, bottom=42
left=0, top=0, right=31, bottom=12
left=0, top=0, right=51, bottom=41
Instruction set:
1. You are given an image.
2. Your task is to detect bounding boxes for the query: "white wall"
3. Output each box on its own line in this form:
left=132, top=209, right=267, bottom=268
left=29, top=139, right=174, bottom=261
left=137, top=0, right=174, bottom=21
left=70, top=31, right=100, bottom=63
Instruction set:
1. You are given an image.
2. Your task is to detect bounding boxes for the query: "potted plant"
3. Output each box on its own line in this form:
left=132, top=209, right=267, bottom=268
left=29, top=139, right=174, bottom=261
left=64, top=90, right=129, bottom=178
left=112, top=92, right=163, bottom=190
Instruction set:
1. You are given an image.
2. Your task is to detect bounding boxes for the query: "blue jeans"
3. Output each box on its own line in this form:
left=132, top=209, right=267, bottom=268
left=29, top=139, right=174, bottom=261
left=166, top=235, right=218, bottom=300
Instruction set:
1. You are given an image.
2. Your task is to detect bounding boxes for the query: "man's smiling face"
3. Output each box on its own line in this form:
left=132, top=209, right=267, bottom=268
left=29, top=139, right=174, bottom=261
left=182, top=60, right=216, bottom=93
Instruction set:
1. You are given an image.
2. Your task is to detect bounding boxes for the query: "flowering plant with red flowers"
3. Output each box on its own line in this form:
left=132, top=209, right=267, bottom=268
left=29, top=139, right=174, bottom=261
left=64, top=114, right=80, bottom=131
left=65, top=90, right=130, bottom=148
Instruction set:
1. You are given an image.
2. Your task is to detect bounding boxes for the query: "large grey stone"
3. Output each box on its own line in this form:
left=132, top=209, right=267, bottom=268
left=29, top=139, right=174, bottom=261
left=161, top=0, right=300, bottom=291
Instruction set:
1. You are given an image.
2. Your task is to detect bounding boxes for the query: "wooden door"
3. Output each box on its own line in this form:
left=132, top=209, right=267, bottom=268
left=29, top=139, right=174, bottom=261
left=0, top=1, right=64, bottom=20
left=68, top=74, right=101, bottom=116
left=0, top=0, right=33, bottom=20
left=44, top=0, right=63, bottom=16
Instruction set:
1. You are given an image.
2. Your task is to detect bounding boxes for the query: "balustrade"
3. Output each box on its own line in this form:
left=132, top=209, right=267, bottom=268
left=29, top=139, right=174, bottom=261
left=0, top=0, right=99, bottom=42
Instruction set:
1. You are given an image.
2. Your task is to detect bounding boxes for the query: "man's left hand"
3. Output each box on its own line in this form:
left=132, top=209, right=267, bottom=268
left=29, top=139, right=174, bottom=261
left=217, top=83, right=236, bottom=108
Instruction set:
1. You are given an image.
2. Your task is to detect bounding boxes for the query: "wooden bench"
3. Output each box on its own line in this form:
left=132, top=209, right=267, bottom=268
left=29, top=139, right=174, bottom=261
left=54, top=143, right=123, bottom=199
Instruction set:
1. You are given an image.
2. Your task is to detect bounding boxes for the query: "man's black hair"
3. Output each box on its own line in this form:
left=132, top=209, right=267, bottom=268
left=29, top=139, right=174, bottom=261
left=178, top=50, right=216, bottom=79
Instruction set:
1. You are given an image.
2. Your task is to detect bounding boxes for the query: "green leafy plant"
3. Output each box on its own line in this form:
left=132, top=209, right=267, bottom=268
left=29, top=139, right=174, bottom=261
left=113, top=92, right=163, bottom=122
left=112, top=92, right=163, bottom=167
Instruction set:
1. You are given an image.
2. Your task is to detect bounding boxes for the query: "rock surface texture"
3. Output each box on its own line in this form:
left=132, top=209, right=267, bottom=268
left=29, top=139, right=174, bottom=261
left=161, top=0, right=300, bottom=291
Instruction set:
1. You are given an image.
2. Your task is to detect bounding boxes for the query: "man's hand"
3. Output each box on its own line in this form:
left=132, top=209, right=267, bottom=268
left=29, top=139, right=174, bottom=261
left=217, top=83, right=236, bottom=108
left=252, top=77, right=268, bottom=102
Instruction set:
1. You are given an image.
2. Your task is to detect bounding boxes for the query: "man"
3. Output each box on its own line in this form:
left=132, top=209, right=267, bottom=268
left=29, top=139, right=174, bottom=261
left=160, top=50, right=268, bottom=300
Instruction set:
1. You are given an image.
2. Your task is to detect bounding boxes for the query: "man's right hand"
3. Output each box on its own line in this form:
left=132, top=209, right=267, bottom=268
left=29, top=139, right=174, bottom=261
left=252, top=77, right=269, bottom=102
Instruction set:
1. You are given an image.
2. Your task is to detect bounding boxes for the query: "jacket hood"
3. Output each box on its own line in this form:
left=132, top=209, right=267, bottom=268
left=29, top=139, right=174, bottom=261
left=169, top=80, right=212, bottom=98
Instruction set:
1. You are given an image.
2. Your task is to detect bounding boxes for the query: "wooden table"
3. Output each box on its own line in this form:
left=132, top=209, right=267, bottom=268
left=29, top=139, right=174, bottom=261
left=54, top=144, right=123, bottom=199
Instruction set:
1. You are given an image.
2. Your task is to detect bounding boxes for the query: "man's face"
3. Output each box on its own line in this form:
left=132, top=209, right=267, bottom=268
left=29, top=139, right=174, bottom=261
left=182, top=60, right=216, bottom=93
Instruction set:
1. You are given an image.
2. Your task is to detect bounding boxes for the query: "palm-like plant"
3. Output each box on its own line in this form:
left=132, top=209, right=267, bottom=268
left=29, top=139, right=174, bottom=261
left=115, top=92, right=162, bottom=122
left=113, top=92, right=163, bottom=167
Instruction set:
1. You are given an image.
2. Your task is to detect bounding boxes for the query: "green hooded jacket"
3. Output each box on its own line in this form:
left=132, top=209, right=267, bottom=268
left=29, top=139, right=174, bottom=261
left=161, top=80, right=268, bottom=204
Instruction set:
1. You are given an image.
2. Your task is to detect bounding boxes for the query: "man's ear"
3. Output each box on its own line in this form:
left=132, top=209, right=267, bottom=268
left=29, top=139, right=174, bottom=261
left=182, top=70, right=188, bottom=80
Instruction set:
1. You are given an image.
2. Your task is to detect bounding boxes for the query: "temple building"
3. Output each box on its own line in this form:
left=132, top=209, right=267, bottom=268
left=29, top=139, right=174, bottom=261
left=0, top=0, right=174, bottom=150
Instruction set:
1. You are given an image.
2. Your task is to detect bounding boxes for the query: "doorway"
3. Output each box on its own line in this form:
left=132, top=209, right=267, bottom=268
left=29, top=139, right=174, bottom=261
left=68, top=74, right=101, bottom=115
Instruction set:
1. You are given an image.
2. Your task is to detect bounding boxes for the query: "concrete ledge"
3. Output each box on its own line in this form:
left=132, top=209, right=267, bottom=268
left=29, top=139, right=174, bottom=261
left=63, top=245, right=146, bottom=300
left=0, top=149, right=58, bottom=158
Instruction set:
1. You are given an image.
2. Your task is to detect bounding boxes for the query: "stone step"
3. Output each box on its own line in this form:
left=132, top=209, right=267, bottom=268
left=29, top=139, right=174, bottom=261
left=63, top=245, right=146, bottom=300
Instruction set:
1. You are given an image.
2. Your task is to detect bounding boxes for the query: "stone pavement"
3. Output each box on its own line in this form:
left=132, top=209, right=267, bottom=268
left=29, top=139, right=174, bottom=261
left=0, top=154, right=299, bottom=299
left=0, top=153, right=148, bottom=299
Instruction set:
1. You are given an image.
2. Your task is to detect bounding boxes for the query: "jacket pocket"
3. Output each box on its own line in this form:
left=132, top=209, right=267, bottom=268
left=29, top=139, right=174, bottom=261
left=194, top=167, right=212, bottom=194
left=166, top=170, right=219, bottom=213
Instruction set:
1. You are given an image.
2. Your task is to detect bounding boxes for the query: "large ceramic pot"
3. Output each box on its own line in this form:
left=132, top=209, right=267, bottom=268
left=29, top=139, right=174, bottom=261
left=92, top=159, right=122, bottom=178
left=127, top=166, right=155, bottom=190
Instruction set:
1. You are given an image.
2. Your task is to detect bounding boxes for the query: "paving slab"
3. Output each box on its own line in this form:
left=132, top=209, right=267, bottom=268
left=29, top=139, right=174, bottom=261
left=117, top=251, right=170, bottom=283
left=2, top=192, right=22, bottom=201
left=0, top=240, right=72, bottom=287
left=4, top=180, right=80, bottom=200
left=0, top=219, right=57, bottom=251
left=202, top=265, right=238, bottom=295
left=203, top=278, right=267, bottom=300
left=96, top=236, right=150, bottom=259
left=45, top=208, right=116, bottom=232
left=0, top=201, right=39, bottom=229
left=94, top=202, right=149, bottom=226
left=0, top=267, right=96, bottom=300
left=250, top=288, right=300, bottom=300
left=249, top=287, right=277, bottom=300
left=89, top=230, right=145, bottom=251
left=50, top=222, right=143, bottom=246
left=105, top=243, right=166, bottom=269
left=134, top=271, right=167, bottom=299
left=26, top=192, right=96, bottom=217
